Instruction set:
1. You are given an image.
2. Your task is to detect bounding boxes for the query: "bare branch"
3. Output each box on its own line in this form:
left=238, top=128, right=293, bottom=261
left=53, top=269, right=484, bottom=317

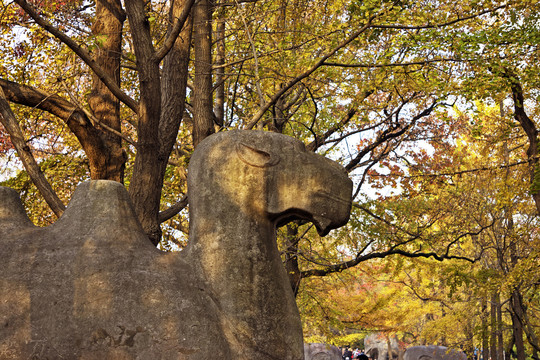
left=159, top=194, right=188, bottom=223
left=300, top=239, right=483, bottom=278
left=369, top=159, right=531, bottom=179
left=299, top=207, right=495, bottom=279
left=345, top=98, right=438, bottom=172
left=306, top=90, right=373, bottom=152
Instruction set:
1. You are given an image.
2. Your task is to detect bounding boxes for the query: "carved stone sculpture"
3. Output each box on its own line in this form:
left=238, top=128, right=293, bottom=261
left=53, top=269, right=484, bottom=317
left=404, top=346, right=467, bottom=360
left=304, top=343, right=342, bottom=360
left=0, top=130, right=353, bottom=359
left=364, top=333, right=400, bottom=360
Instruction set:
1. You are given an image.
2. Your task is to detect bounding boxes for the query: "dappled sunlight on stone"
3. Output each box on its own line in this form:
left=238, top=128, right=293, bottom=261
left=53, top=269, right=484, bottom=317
left=185, top=131, right=352, bottom=358
left=73, top=272, right=113, bottom=320
left=141, top=287, right=168, bottom=311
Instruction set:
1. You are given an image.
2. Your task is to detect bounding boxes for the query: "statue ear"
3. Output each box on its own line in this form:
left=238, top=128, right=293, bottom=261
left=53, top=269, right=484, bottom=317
left=236, top=142, right=280, bottom=168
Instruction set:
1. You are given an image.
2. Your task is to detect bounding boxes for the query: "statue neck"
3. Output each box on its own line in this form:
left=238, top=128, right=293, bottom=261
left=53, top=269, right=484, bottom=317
left=186, top=197, right=277, bottom=275
left=184, top=197, right=302, bottom=358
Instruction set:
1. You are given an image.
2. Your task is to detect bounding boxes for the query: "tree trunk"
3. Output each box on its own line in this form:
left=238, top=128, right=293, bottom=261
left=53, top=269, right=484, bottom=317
left=510, top=290, right=526, bottom=360
left=506, top=70, right=540, bottom=214
left=284, top=223, right=302, bottom=297
left=490, top=292, right=499, bottom=360
left=386, top=335, right=393, bottom=360
left=465, top=321, right=475, bottom=360
left=158, top=0, right=193, bottom=184
left=124, top=0, right=164, bottom=245
left=87, top=0, right=126, bottom=182
left=496, top=293, right=504, bottom=360
left=508, top=198, right=536, bottom=360
left=192, top=0, right=214, bottom=147
left=505, top=336, right=515, bottom=360
left=482, top=297, right=489, bottom=360
left=523, top=309, right=540, bottom=360
left=214, top=7, right=225, bottom=128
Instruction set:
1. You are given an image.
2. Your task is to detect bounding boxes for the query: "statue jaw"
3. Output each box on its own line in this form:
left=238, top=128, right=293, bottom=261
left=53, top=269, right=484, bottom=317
left=273, top=211, right=335, bottom=236
left=270, top=188, right=352, bottom=237
left=266, top=156, right=353, bottom=237
left=311, top=188, right=353, bottom=236
left=312, top=214, right=339, bottom=237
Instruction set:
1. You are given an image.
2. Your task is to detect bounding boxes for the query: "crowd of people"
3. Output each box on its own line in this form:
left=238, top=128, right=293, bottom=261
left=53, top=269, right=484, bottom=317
left=342, top=348, right=370, bottom=360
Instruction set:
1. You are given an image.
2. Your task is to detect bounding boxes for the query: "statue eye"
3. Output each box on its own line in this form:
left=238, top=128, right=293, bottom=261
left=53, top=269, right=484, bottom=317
left=236, top=143, right=280, bottom=168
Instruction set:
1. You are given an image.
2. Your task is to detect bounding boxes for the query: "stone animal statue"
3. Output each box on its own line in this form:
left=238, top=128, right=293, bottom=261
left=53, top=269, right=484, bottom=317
left=0, top=130, right=353, bottom=359
left=304, top=343, right=342, bottom=360
left=365, top=333, right=400, bottom=360
left=403, top=346, right=467, bottom=360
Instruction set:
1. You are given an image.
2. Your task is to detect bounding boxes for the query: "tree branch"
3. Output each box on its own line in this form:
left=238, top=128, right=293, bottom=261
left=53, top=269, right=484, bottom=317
left=369, top=159, right=531, bottom=179
left=300, top=237, right=483, bottom=279
left=299, top=206, right=494, bottom=279
left=158, top=194, right=188, bottom=223
left=57, top=77, right=137, bottom=147
left=235, top=0, right=265, bottom=110
left=345, top=98, right=437, bottom=172
left=500, top=67, right=540, bottom=213
left=301, top=248, right=479, bottom=278
left=13, top=0, right=139, bottom=113
left=0, top=87, right=65, bottom=217
left=243, top=14, right=378, bottom=129
left=322, top=58, right=458, bottom=68
left=308, top=207, right=494, bottom=280
left=1, top=78, right=83, bottom=122
left=371, top=4, right=508, bottom=30
left=306, top=90, right=374, bottom=152
left=153, top=0, right=196, bottom=62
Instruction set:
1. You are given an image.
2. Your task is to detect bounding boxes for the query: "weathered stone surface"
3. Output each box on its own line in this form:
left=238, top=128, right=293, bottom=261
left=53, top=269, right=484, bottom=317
left=365, top=333, right=400, bottom=360
left=403, top=346, right=467, bottom=360
left=0, top=130, right=353, bottom=359
left=304, top=343, right=342, bottom=360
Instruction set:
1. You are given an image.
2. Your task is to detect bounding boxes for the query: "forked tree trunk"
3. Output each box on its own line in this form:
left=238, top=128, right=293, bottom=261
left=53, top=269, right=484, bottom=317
left=127, top=0, right=195, bottom=245
left=87, top=0, right=126, bottom=182
left=158, top=0, right=193, bottom=188
left=124, top=0, right=164, bottom=245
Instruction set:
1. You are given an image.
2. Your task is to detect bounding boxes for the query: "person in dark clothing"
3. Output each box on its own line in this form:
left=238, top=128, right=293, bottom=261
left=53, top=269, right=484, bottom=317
left=356, top=353, right=369, bottom=360
left=343, top=348, right=354, bottom=360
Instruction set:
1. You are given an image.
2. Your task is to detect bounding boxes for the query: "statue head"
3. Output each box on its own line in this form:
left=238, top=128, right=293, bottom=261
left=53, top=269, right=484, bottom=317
left=188, top=130, right=353, bottom=235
